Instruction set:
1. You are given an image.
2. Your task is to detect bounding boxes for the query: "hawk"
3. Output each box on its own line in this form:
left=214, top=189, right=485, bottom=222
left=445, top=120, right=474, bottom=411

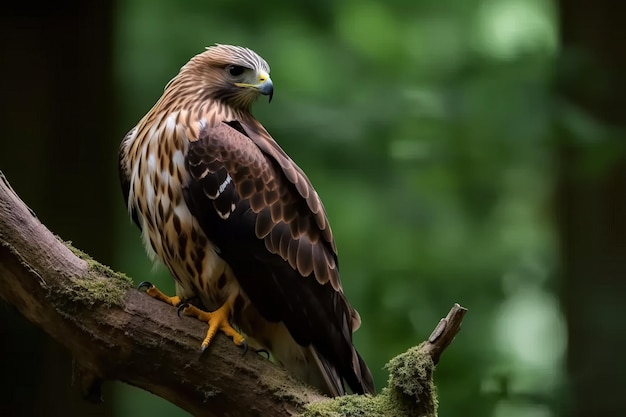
left=118, top=44, right=375, bottom=396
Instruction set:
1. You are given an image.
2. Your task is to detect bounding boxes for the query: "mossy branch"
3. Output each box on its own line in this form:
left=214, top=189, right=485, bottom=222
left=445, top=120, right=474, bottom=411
left=304, top=305, right=467, bottom=417
left=0, top=171, right=467, bottom=417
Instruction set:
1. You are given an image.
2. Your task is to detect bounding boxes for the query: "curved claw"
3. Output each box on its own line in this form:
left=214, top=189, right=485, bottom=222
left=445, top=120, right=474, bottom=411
left=199, top=340, right=246, bottom=356
left=255, top=348, right=270, bottom=359
left=239, top=340, right=248, bottom=357
left=137, top=281, right=154, bottom=291
left=177, top=302, right=190, bottom=318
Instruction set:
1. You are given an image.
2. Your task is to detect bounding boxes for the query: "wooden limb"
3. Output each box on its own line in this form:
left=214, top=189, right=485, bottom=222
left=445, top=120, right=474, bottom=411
left=0, top=171, right=467, bottom=417
left=424, top=303, right=468, bottom=365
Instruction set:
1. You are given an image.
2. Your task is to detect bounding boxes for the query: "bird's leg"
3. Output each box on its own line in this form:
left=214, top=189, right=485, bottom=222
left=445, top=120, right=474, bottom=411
left=177, top=297, right=247, bottom=354
left=138, top=281, right=245, bottom=353
left=137, top=281, right=182, bottom=306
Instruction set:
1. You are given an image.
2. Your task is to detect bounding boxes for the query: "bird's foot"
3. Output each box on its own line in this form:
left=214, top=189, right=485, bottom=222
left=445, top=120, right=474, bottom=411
left=137, top=281, right=181, bottom=307
left=177, top=302, right=247, bottom=354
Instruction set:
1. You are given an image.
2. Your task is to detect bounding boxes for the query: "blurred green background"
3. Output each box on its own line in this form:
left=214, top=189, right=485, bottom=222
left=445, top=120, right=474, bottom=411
left=1, top=0, right=625, bottom=416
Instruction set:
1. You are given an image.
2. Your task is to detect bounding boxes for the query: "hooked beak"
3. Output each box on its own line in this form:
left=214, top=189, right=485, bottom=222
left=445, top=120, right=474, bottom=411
left=257, top=78, right=274, bottom=103
left=235, top=72, right=274, bottom=103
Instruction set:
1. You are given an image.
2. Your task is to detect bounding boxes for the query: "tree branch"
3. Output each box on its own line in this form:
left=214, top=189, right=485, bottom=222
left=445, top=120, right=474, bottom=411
left=0, top=171, right=467, bottom=417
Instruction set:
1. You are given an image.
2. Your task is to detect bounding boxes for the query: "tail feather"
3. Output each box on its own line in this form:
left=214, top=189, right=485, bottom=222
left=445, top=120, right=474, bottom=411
left=351, top=349, right=376, bottom=395
left=310, top=346, right=376, bottom=396
left=310, top=347, right=345, bottom=396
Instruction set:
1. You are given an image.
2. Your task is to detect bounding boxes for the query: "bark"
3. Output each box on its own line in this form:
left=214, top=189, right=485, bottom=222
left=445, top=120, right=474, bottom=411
left=0, top=171, right=466, bottom=417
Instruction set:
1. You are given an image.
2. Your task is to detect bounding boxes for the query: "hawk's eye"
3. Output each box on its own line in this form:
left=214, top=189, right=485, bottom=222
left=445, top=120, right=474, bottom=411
left=227, top=65, right=245, bottom=76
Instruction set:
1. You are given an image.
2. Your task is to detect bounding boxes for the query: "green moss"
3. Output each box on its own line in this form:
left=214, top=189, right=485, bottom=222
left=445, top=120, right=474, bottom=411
left=304, top=388, right=428, bottom=417
left=385, top=343, right=438, bottom=417
left=65, top=240, right=92, bottom=261
left=305, top=344, right=438, bottom=417
left=61, top=241, right=133, bottom=307
left=304, top=393, right=389, bottom=417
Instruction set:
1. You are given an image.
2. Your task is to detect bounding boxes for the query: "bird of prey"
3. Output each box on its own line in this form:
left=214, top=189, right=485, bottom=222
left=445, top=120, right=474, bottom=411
left=118, top=44, right=375, bottom=396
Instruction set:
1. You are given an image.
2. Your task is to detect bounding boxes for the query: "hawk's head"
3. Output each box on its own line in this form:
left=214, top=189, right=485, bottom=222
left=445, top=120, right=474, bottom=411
left=179, top=44, right=273, bottom=110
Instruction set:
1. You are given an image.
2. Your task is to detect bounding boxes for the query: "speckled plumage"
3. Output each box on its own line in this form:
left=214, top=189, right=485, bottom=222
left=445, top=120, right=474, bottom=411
left=118, top=44, right=375, bottom=396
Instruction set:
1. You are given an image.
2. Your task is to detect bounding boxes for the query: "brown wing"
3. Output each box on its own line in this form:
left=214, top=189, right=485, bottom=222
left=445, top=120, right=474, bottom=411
left=183, top=119, right=374, bottom=395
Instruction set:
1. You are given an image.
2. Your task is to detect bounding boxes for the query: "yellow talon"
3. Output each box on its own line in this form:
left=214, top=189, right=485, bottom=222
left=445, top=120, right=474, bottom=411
left=138, top=281, right=245, bottom=351
left=180, top=303, right=246, bottom=351
left=145, top=286, right=181, bottom=307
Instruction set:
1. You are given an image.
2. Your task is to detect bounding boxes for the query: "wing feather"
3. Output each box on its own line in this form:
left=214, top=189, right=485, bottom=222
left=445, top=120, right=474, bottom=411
left=255, top=208, right=273, bottom=238
left=296, top=238, right=314, bottom=277
left=236, top=119, right=336, bottom=254
left=182, top=118, right=375, bottom=396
